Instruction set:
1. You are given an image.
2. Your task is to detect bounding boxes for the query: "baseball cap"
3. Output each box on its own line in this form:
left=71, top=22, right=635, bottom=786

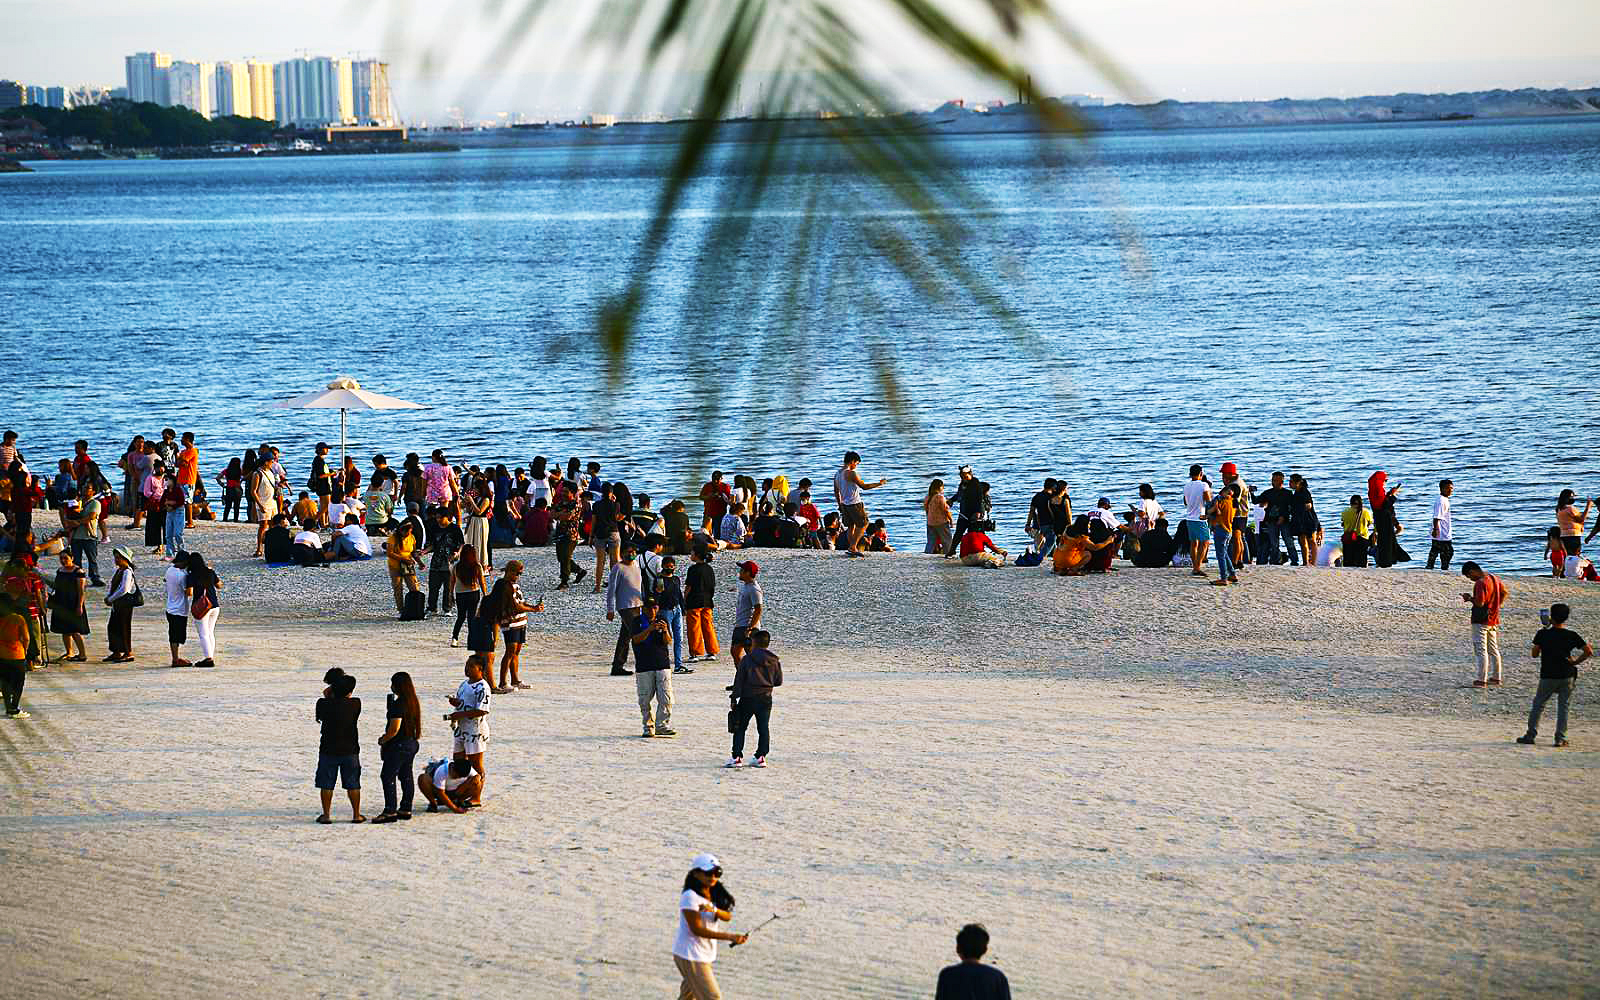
left=1221, top=461, right=1238, bottom=477
left=691, top=852, right=721, bottom=872
left=737, top=560, right=759, bottom=576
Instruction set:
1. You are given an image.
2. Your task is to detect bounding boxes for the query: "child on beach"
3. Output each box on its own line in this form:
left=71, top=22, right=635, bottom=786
left=1545, top=527, right=1565, bottom=577
left=314, top=668, right=364, bottom=824
left=935, top=923, right=1011, bottom=1000
left=727, top=630, right=782, bottom=768
left=445, top=654, right=491, bottom=805
left=1519, top=604, right=1591, bottom=747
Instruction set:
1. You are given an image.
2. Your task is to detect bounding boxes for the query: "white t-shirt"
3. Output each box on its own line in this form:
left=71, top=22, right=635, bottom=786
left=1432, top=495, right=1452, bottom=541
left=1091, top=507, right=1120, bottom=531
left=294, top=529, right=321, bottom=548
left=338, top=524, right=373, bottom=557
left=163, top=564, right=189, bottom=615
left=328, top=501, right=348, bottom=526
left=1565, top=555, right=1593, bottom=580
left=673, top=889, right=719, bottom=963
left=1139, top=498, right=1165, bottom=526
left=455, top=678, right=490, bottom=738
left=1181, top=480, right=1210, bottom=521
left=432, top=761, right=470, bottom=792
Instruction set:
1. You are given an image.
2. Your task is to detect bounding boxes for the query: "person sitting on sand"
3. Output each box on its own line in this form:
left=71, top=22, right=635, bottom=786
left=314, top=667, right=364, bottom=824
left=328, top=514, right=373, bottom=561
left=259, top=514, right=294, bottom=564
left=445, top=654, right=491, bottom=805
left=1052, top=516, right=1117, bottom=577
left=958, top=521, right=1007, bottom=568
left=1132, top=517, right=1174, bottom=568
left=418, top=757, right=480, bottom=813
left=290, top=491, right=319, bottom=529
left=291, top=519, right=327, bottom=567
left=719, top=502, right=750, bottom=549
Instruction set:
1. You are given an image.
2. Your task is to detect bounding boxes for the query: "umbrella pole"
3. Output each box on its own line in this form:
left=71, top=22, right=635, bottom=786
left=340, top=408, right=347, bottom=473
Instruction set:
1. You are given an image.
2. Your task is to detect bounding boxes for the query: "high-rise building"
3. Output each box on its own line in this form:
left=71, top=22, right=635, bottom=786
left=125, top=51, right=173, bottom=104
left=45, top=87, right=67, bottom=109
left=246, top=60, right=275, bottom=122
left=25, top=85, right=45, bottom=106
left=214, top=61, right=251, bottom=118
left=167, top=61, right=215, bottom=117
left=273, top=56, right=353, bottom=126
left=351, top=60, right=393, bottom=125
left=0, top=80, right=24, bottom=109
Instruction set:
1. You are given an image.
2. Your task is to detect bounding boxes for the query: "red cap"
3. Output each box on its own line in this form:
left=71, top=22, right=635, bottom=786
left=1220, top=461, right=1238, bottom=477
left=737, top=560, right=760, bottom=576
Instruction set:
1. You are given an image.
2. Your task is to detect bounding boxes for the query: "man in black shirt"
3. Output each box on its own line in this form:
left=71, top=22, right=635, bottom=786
left=1254, top=471, right=1297, bottom=565
left=935, top=923, right=1010, bottom=1000
left=944, top=465, right=978, bottom=558
left=421, top=510, right=465, bottom=615
left=1519, top=603, right=1591, bottom=747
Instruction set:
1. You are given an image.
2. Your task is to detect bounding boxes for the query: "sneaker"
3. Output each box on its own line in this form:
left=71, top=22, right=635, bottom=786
left=654, top=727, right=677, bottom=738
left=724, top=756, right=742, bottom=768
left=674, top=666, right=695, bottom=674
left=1555, top=738, right=1570, bottom=748
left=610, top=667, right=633, bottom=676
left=6, top=711, right=29, bottom=720
left=641, top=729, right=655, bottom=738
left=751, top=756, right=766, bottom=768
left=450, top=638, right=460, bottom=648
left=1472, top=680, right=1487, bottom=688
left=1516, top=734, right=1537, bottom=745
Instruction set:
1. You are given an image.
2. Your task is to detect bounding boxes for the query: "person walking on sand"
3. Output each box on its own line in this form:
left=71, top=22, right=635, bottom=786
left=935, top=923, right=1012, bottom=1000
left=1518, top=603, right=1591, bottom=748
left=1461, top=561, right=1507, bottom=688
left=103, top=546, right=139, bottom=663
left=673, top=853, right=747, bottom=1000
left=185, top=552, right=221, bottom=669
left=729, top=560, right=763, bottom=670
left=314, top=668, right=364, bottom=824
left=0, top=578, right=30, bottom=719
left=605, top=540, right=644, bottom=677
left=1181, top=465, right=1212, bottom=576
left=446, top=654, right=491, bottom=805
left=727, top=629, right=781, bottom=769
left=632, top=595, right=676, bottom=738
left=1426, top=479, right=1455, bottom=571
left=373, top=670, right=422, bottom=823
left=450, top=544, right=486, bottom=649
left=833, top=450, right=886, bottom=558
left=684, top=547, right=720, bottom=663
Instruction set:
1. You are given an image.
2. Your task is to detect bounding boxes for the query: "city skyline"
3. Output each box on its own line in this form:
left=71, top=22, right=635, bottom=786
left=3, top=0, right=1598, bottom=121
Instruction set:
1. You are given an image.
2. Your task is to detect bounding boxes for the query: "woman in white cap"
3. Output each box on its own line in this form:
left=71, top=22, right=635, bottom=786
left=103, top=546, right=140, bottom=663
left=674, top=852, right=747, bottom=1000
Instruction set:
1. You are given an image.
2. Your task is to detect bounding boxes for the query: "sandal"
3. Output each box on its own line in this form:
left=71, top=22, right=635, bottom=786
left=351, top=815, right=367, bottom=824
left=315, top=815, right=332, bottom=824
left=372, top=813, right=399, bottom=824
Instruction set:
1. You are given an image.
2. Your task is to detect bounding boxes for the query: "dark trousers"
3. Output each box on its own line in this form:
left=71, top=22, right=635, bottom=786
left=223, top=487, right=242, bottom=521
left=0, top=660, right=25, bottom=714
left=732, top=695, right=772, bottom=759
left=380, top=737, right=419, bottom=814
left=1262, top=522, right=1297, bottom=564
left=944, top=516, right=973, bottom=557
left=452, top=590, right=480, bottom=641
left=1527, top=677, right=1574, bottom=740
left=1426, top=540, right=1454, bottom=571
left=108, top=604, right=133, bottom=654
left=613, top=608, right=639, bottom=669
left=556, top=535, right=579, bottom=585
left=1344, top=535, right=1369, bottom=568
left=428, top=571, right=454, bottom=613
left=71, top=537, right=101, bottom=583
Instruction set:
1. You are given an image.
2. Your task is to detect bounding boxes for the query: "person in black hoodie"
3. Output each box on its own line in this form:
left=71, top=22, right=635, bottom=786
left=725, top=630, right=782, bottom=769
left=314, top=668, right=364, bottom=824
left=684, top=547, right=719, bottom=663
left=1133, top=517, right=1175, bottom=568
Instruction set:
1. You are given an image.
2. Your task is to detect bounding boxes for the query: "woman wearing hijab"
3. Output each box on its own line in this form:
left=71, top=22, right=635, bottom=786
left=1369, top=471, right=1409, bottom=568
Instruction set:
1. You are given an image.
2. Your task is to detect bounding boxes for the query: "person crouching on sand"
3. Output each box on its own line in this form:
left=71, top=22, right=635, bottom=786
left=418, top=757, right=480, bottom=813
left=673, top=853, right=747, bottom=1000
left=315, top=668, right=364, bottom=824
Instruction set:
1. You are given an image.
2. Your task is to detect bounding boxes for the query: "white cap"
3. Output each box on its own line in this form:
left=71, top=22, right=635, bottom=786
left=690, top=852, right=721, bottom=872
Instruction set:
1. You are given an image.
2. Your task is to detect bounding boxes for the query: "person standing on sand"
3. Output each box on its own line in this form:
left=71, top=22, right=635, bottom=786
left=1555, top=490, right=1592, bottom=557
left=1369, top=472, right=1408, bottom=568
left=684, top=547, right=719, bottom=663
left=314, top=668, right=364, bottom=824
left=0, top=578, right=31, bottom=718
left=1221, top=462, right=1251, bottom=568
left=1181, top=465, right=1212, bottom=576
left=446, top=654, right=491, bottom=805
left=383, top=519, right=421, bottom=617
left=834, top=450, right=886, bottom=558
left=1208, top=482, right=1240, bottom=586
left=727, top=629, right=781, bottom=768
left=176, top=433, right=200, bottom=528
left=658, top=555, right=691, bottom=674
left=935, top=923, right=1011, bottom=1000
left=729, top=560, right=763, bottom=670
left=1426, top=480, right=1455, bottom=571
left=307, top=442, right=333, bottom=527
left=673, top=853, right=747, bottom=1000
left=592, top=483, right=623, bottom=594
left=1341, top=495, right=1374, bottom=568
left=1519, top=603, right=1590, bottom=748
left=945, top=465, right=980, bottom=558
left=1461, top=561, right=1507, bottom=688
left=450, top=544, right=485, bottom=649
left=631, top=595, right=675, bottom=738
left=103, top=546, right=139, bottom=663
left=1254, top=471, right=1295, bottom=566
left=185, top=552, right=220, bottom=669
left=421, top=509, right=465, bottom=617
left=373, top=670, right=421, bottom=823
left=605, top=540, right=643, bottom=676
left=924, top=479, right=954, bottom=555
left=486, top=559, right=543, bottom=693
left=163, top=551, right=191, bottom=667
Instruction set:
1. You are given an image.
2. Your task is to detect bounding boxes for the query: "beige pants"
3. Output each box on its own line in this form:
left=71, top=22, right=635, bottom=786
left=961, top=550, right=1003, bottom=568
left=674, top=956, right=723, bottom=1000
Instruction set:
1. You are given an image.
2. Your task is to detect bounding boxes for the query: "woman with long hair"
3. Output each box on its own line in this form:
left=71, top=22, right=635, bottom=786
left=1557, top=489, right=1593, bottom=556
left=217, top=457, right=244, bottom=522
left=450, top=543, right=486, bottom=648
left=48, top=549, right=89, bottom=662
left=373, top=670, right=422, bottom=823
left=186, top=552, right=222, bottom=669
left=1291, top=476, right=1321, bottom=567
left=142, top=459, right=167, bottom=554
left=118, top=435, right=146, bottom=525
left=482, top=560, right=542, bottom=693
left=672, top=853, right=747, bottom=1000
left=240, top=448, right=259, bottom=523
left=923, top=479, right=954, bottom=554
left=462, top=475, right=493, bottom=571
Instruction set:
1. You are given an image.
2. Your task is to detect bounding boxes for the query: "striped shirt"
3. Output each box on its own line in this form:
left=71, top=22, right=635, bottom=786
left=506, top=582, right=528, bottom=629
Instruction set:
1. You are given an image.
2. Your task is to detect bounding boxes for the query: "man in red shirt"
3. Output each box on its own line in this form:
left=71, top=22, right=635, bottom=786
left=958, top=522, right=1007, bottom=568
left=71, top=439, right=93, bottom=484
left=699, top=472, right=731, bottom=539
left=1461, top=561, right=1507, bottom=687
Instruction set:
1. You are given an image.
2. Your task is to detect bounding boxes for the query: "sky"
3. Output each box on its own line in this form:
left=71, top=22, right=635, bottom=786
left=3, top=0, right=1597, bottom=121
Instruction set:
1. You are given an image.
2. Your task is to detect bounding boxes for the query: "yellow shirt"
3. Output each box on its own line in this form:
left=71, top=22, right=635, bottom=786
left=0, top=611, right=27, bottom=661
left=387, top=533, right=416, bottom=566
left=1341, top=506, right=1373, bottom=538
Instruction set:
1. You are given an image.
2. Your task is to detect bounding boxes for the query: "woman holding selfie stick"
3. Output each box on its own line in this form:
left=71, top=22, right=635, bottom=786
left=673, top=853, right=747, bottom=1000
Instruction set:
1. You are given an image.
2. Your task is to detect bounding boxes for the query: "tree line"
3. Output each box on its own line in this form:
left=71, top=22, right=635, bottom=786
left=1, top=100, right=282, bottom=148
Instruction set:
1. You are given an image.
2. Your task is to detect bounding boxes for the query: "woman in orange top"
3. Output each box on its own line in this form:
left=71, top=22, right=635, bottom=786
left=1052, top=516, right=1116, bottom=577
left=0, top=576, right=29, bottom=717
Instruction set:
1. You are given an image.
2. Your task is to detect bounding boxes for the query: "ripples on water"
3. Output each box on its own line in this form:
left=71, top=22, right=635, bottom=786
left=2, top=118, right=1597, bottom=573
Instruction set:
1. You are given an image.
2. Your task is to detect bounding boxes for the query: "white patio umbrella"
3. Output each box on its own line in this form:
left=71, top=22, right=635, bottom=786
left=270, top=376, right=429, bottom=468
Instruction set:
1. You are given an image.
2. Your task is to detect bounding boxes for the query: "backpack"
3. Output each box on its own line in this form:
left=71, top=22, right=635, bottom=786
left=640, top=553, right=663, bottom=598
left=400, top=589, right=426, bottom=621
left=1015, top=549, right=1043, bottom=567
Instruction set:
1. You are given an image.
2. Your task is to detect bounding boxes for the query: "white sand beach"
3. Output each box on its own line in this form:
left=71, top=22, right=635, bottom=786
left=3, top=521, right=1597, bottom=998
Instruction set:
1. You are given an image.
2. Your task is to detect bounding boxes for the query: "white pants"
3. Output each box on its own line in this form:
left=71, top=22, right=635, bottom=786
left=196, top=608, right=220, bottom=660
left=1472, top=623, right=1502, bottom=682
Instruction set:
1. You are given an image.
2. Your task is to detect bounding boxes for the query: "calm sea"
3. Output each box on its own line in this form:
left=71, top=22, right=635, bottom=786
left=3, top=118, right=1598, bottom=572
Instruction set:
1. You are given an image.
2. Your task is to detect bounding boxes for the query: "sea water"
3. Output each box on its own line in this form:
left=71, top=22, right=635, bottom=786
left=2, top=117, right=1598, bottom=572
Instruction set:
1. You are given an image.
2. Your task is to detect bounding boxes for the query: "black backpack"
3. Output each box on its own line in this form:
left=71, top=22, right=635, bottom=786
left=400, top=589, right=426, bottom=621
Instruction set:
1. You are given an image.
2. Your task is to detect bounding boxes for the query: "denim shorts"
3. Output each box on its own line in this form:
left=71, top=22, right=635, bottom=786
left=315, top=753, right=360, bottom=790
left=1186, top=519, right=1209, bottom=540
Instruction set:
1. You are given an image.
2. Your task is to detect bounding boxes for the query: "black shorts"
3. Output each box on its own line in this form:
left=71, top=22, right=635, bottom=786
left=732, top=625, right=751, bottom=648
left=502, top=626, right=526, bottom=645
left=1232, top=516, right=1248, bottom=532
left=840, top=503, right=867, bottom=530
left=166, top=612, right=188, bottom=645
left=311, top=482, right=331, bottom=498
left=1564, top=536, right=1581, bottom=556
